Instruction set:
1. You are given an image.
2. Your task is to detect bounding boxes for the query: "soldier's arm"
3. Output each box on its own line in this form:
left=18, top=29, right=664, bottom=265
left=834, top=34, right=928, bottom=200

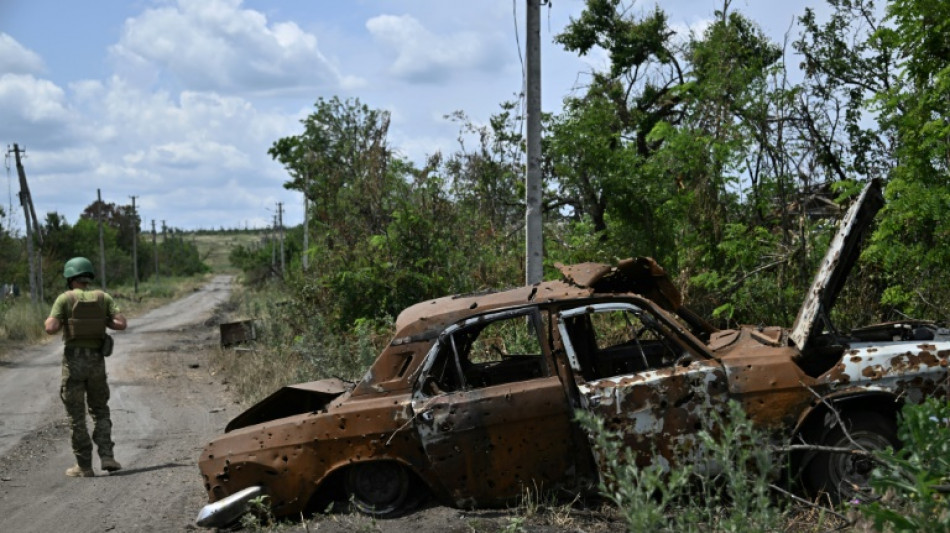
left=104, top=294, right=127, bottom=331
left=108, top=314, right=127, bottom=331
left=45, top=317, right=62, bottom=335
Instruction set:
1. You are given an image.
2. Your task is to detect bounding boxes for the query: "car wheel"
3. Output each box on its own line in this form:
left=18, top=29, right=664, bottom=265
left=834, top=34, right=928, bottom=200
left=344, top=462, right=412, bottom=517
left=803, top=410, right=899, bottom=503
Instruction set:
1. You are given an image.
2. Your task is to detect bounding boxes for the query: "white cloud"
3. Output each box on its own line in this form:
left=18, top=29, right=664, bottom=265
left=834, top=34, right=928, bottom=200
left=108, top=0, right=352, bottom=94
left=144, top=140, right=248, bottom=170
left=0, top=73, right=78, bottom=147
left=0, top=33, right=45, bottom=75
left=366, top=14, right=507, bottom=83
left=669, top=18, right=714, bottom=44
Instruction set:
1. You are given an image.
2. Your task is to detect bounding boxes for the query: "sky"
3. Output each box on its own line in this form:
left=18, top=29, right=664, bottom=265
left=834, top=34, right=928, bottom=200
left=0, top=0, right=833, bottom=232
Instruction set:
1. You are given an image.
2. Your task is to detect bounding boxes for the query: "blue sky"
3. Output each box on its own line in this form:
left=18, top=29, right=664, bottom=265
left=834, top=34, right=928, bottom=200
left=1, top=0, right=833, bottom=231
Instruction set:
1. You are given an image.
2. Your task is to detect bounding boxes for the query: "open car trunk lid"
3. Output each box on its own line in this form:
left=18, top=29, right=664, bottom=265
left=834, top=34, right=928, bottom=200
left=225, top=378, right=351, bottom=432
left=789, top=179, right=884, bottom=356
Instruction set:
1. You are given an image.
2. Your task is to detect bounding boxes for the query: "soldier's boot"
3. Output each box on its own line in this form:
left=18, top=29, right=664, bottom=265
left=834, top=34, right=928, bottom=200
left=65, top=465, right=95, bottom=478
left=100, top=456, right=122, bottom=472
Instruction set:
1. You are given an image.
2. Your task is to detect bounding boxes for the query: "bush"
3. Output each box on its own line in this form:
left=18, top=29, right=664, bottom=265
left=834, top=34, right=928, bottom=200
left=858, top=399, right=950, bottom=532
left=577, top=401, right=789, bottom=532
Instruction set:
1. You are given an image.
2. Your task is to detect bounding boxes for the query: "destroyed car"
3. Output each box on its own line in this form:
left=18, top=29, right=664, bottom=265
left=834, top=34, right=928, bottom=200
left=197, top=179, right=950, bottom=527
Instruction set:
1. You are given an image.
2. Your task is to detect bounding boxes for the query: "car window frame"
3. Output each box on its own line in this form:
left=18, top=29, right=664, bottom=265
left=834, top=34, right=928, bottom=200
left=414, top=306, right=551, bottom=396
left=557, top=300, right=707, bottom=379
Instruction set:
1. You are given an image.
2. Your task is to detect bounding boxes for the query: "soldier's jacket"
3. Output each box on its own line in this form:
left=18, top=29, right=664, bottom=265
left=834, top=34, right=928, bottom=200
left=48, top=289, right=120, bottom=349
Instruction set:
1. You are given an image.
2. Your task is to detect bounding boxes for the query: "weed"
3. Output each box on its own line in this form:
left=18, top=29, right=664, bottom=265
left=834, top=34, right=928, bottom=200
left=577, top=401, right=792, bottom=532
left=857, top=399, right=950, bottom=532
left=502, top=516, right=526, bottom=533
left=0, top=299, right=47, bottom=343
left=240, top=495, right=277, bottom=531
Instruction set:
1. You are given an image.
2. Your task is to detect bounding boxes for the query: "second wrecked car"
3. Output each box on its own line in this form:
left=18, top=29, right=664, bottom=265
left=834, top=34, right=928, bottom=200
left=196, top=179, right=950, bottom=527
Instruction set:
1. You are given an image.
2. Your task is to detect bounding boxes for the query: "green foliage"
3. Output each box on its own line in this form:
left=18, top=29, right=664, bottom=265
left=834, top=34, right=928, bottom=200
left=240, top=495, right=276, bottom=531
left=577, top=401, right=787, bottom=532
left=256, top=97, right=526, bottom=331
left=859, top=399, right=950, bottom=532
left=577, top=410, right=690, bottom=531
left=796, top=0, right=950, bottom=322
left=693, top=402, right=781, bottom=531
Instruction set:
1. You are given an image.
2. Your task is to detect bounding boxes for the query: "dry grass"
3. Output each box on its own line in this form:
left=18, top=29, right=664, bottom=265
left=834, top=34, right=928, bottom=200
left=209, top=345, right=317, bottom=406
left=0, top=300, right=49, bottom=359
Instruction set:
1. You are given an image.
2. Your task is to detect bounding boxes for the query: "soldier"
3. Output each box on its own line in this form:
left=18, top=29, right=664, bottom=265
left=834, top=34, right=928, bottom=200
left=44, top=257, right=127, bottom=477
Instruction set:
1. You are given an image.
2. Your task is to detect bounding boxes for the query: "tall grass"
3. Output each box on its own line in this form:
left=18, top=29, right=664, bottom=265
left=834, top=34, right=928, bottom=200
left=210, top=280, right=391, bottom=405
left=0, top=299, right=48, bottom=343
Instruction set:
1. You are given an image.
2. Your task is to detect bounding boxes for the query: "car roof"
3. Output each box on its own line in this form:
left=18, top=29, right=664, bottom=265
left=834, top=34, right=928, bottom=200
left=393, top=257, right=685, bottom=339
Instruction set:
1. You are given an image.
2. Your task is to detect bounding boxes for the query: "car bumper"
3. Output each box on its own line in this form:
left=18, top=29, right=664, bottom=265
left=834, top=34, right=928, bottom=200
left=195, top=485, right=264, bottom=528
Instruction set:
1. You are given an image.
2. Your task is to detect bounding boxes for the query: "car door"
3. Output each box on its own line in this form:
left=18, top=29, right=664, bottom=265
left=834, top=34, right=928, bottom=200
left=557, top=302, right=730, bottom=473
left=410, top=307, right=578, bottom=507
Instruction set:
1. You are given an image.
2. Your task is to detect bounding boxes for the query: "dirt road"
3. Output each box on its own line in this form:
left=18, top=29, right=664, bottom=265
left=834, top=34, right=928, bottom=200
left=0, top=276, right=238, bottom=533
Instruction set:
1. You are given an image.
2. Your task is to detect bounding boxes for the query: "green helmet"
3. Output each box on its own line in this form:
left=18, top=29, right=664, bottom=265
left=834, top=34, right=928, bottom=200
left=63, top=257, right=95, bottom=279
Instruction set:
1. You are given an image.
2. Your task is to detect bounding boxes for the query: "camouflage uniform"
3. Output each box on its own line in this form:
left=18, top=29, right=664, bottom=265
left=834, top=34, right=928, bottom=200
left=49, top=288, right=120, bottom=469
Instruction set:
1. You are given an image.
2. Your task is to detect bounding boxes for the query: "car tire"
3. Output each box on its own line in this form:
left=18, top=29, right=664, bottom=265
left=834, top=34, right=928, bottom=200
left=803, top=410, right=899, bottom=503
left=344, top=461, right=413, bottom=518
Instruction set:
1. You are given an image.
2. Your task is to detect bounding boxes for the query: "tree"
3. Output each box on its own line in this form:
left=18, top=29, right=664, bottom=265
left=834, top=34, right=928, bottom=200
left=868, top=0, right=950, bottom=317
left=270, top=96, right=400, bottom=254
left=796, top=0, right=950, bottom=320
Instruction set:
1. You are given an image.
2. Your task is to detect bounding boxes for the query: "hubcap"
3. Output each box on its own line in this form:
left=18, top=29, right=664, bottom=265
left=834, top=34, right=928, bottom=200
left=829, top=430, right=892, bottom=497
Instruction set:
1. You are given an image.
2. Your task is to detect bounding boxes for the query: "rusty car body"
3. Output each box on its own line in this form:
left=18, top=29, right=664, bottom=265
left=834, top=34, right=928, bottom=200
left=196, top=179, right=950, bottom=527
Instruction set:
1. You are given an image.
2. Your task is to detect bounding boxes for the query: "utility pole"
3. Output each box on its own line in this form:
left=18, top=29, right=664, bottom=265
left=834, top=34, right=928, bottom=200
left=97, top=189, right=107, bottom=289
left=525, top=0, right=543, bottom=285
left=129, top=195, right=139, bottom=293
left=161, top=220, right=167, bottom=277
left=271, top=214, right=277, bottom=270
left=277, top=202, right=285, bottom=277
left=302, top=184, right=309, bottom=272
left=152, top=219, right=158, bottom=280
left=11, top=144, right=43, bottom=303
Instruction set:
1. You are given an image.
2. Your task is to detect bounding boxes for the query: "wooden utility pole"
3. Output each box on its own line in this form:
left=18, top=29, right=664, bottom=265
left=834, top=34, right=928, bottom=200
left=129, top=195, right=139, bottom=293
left=11, top=144, right=43, bottom=302
left=525, top=0, right=543, bottom=285
left=97, top=189, right=107, bottom=289
left=302, top=183, right=309, bottom=272
left=161, top=220, right=167, bottom=276
left=271, top=214, right=277, bottom=270
left=152, top=219, right=158, bottom=280
left=277, top=202, right=285, bottom=277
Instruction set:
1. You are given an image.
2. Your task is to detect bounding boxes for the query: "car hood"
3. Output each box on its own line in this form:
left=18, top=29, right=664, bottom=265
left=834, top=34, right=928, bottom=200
left=789, top=179, right=884, bottom=355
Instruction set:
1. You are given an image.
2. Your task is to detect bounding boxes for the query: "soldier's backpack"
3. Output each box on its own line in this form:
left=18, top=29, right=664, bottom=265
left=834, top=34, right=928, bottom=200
left=64, top=290, right=112, bottom=355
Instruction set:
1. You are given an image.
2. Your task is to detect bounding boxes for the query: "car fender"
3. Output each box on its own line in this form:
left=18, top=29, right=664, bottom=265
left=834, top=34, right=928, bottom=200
left=789, top=387, right=901, bottom=473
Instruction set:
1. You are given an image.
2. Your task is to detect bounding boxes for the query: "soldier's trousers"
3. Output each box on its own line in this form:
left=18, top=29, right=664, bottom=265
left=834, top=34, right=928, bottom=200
left=60, top=346, right=115, bottom=468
